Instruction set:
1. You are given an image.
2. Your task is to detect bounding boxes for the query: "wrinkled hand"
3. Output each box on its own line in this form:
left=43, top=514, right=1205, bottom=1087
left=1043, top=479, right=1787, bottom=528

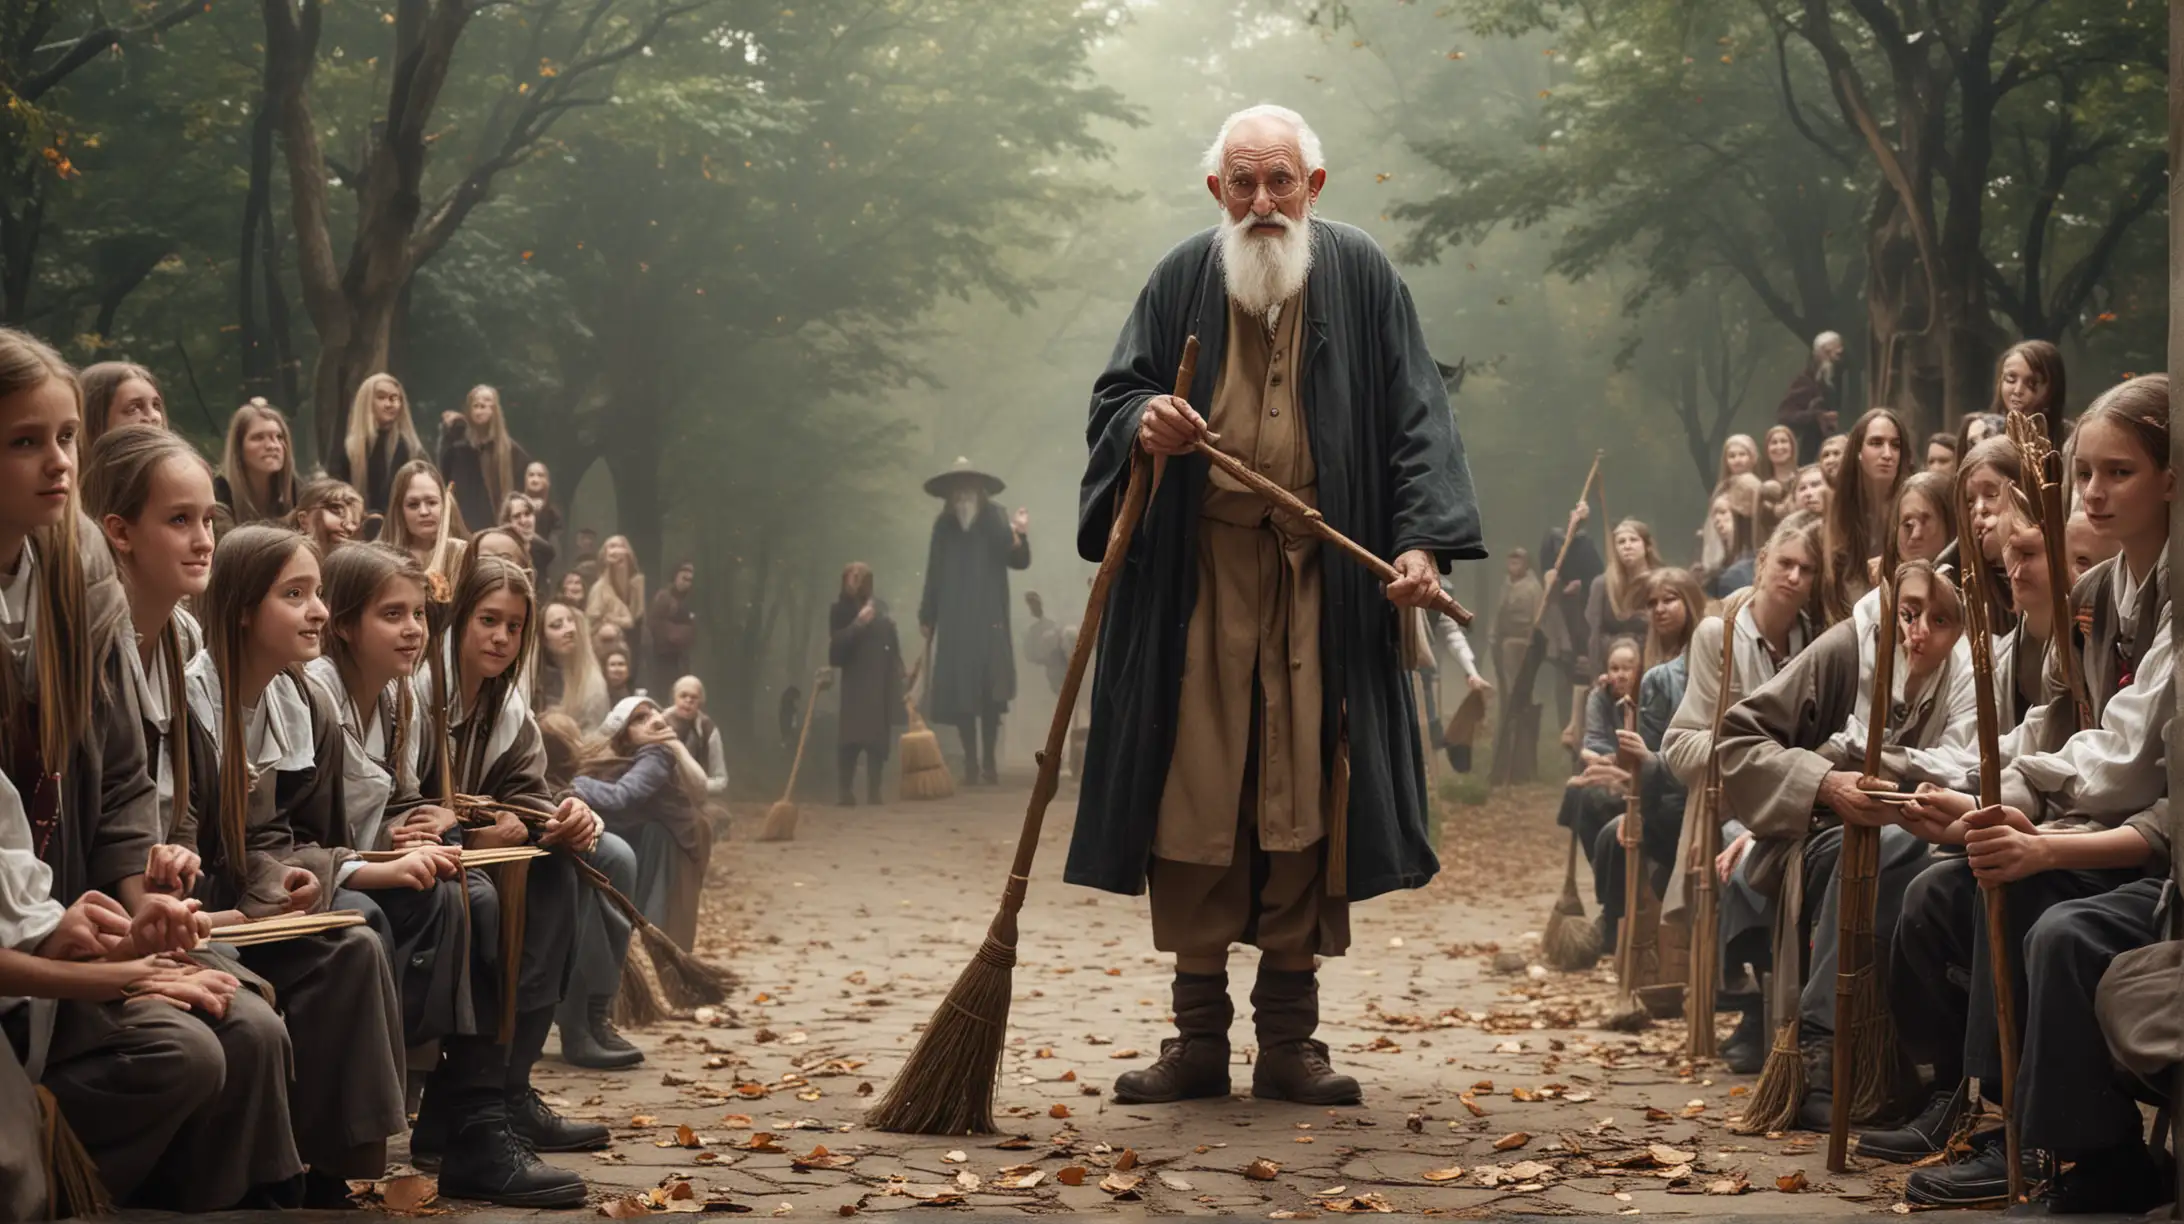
left=1467, top=674, right=1493, bottom=695
left=541, top=797, right=602, bottom=854
left=280, top=866, right=322, bottom=914
left=1819, top=770, right=1893, bottom=828
left=1137, top=395, right=1210, bottom=457
left=144, top=843, right=201, bottom=896
left=38, top=891, right=133, bottom=961
left=126, top=894, right=206, bottom=958
left=1966, top=817, right=2048, bottom=884
left=1010, top=507, right=1030, bottom=535
left=1716, top=832, right=1752, bottom=884
left=1385, top=550, right=1439, bottom=609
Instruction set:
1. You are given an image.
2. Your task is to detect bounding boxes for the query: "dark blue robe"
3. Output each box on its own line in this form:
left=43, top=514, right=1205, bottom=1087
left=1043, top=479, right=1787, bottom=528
left=1066, top=220, right=1486, bottom=903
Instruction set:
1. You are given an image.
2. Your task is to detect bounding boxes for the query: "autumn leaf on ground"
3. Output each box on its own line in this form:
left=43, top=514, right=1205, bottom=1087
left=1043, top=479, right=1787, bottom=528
left=1459, top=1093, right=1488, bottom=1117
left=994, top=1167, right=1045, bottom=1190
left=939, top=1151, right=967, bottom=1165
left=1421, top=1166, right=1466, bottom=1183
left=1325, top=1193, right=1395, bottom=1214
left=349, top=1174, right=438, bottom=1213
left=1099, top=1172, right=1143, bottom=1199
left=599, top=1197, right=651, bottom=1219
left=1113, top=1149, right=1138, bottom=1172
left=1777, top=1171, right=1808, bottom=1193
left=1647, top=1144, right=1696, bottom=1165
left=719, top=1114, right=753, bottom=1129
left=1492, top=1132, right=1531, bottom=1151
left=1706, top=1177, right=1751, bottom=1195
left=656, top=1125, right=705, bottom=1149
left=1056, top=1167, right=1088, bottom=1187
left=1244, top=1159, right=1281, bottom=1181
left=1048, top=1104, right=1071, bottom=1119
left=791, top=1145, right=856, bottom=1171
left=741, top=1133, right=785, bottom=1152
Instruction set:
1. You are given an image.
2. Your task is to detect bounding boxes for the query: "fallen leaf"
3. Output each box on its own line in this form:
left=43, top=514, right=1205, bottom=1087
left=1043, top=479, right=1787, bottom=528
left=1421, top=1167, right=1465, bottom=1183
left=1059, top=1070, right=1077, bottom=1082
left=1706, top=1177, right=1750, bottom=1195
left=741, top=1134, right=784, bottom=1153
left=1157, top=1173, right=1192, bottom=1192
left=940, top=1151, right=967, bottom=1165
left=631, top=1114, right=660, bottom=1127
left=1113, top=1149, right=1139, bottom=1172
left=356, top=1174, right=438, bottom=1213
left=1108, top=1049, right=1141, bottom=1060
left=1048, top=1104, right=1071, bottom=1119
left=791, top=1145, right=855, bottom=1171
left=719, top=1114, right=753, bottom=1129
left=1645, top=1106, right=1672, bottom=1122
left=1244, top=1159, right=1281, bottom=1182
left=1325, top=1193, right=1395, bottom=1214
left=993, top=1135, right=1035, bottom=1150
left=1459, top=1094, right=1489, bottom=1117
left=995, top=1168, right=1045, bottom=1190
left=600, top=1198, right=651, bottom=1219
left=954, top=1171, right=980, bottom=1191
left=1777, top=1171, right=1807, bottom=1193
left=1099, top=1173, right=1143, bottom=1198
left=1648, top=1145, right=1696, bottom=1166
left=1492, top=1132, right=1531, bottom=1152
left=1056, top=1167, right=1087, bottom=1186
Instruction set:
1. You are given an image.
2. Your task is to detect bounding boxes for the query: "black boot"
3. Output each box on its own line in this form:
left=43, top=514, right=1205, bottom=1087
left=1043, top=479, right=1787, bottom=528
left=435, top=1036, right=588, bottom=1208
left=1903, top=1131, right=2050, bottom=1207
left=1718, top=998, right=1766, bottom=1075
left=509, top=1007, right=611, bottom=1151
left=558, top=993, right=644, bottom=1070
left=1112, top=972, right=1233, bottom=1104
left=1857, top=1079, right=1972, bottom=1164
left=1250, top=968, right=1362, bottom=1106
left=2040, top=1140, right=2167, bottom=1215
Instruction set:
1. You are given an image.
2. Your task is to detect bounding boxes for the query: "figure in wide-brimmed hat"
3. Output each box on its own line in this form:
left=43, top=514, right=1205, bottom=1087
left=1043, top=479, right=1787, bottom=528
left=916, top=456, right=1030, bottom=786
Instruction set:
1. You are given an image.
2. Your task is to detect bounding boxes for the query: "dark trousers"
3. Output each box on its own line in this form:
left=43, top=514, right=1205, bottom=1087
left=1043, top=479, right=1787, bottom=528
left=1890, top=856, right=2139, bottom=1089
left=1589, top=800, right=1678, bottom=933
left=839, top=741, right=889, bottom=802
left=2017, top=877, right=2163, bottom=1155
left=1559, top=784, right=1622, bottom=866
left=955, top=711, right=1001, bottom=779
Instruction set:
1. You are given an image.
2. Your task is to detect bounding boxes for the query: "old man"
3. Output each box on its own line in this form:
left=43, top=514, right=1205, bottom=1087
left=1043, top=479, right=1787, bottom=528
left=918, top=457, right=1030, bottom=786
left=1068, top=105, right=1485, bottom=1107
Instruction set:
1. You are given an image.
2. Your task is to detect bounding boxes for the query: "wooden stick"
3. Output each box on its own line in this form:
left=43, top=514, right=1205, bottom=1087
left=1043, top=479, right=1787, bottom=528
left=1190, top=438, right=1476, bottom=626
left=1534, top=453, right=1605, bottom=635
left=1613, top=697, right=1645, bottom=997
left=1960, top=486, right=2026, bottom=1204
left=1686, top=592, right=1750, bottom=1060
left=1830, top=577, right=1896, bottom=1171
left=2005, top=413, right=2089, bottom=731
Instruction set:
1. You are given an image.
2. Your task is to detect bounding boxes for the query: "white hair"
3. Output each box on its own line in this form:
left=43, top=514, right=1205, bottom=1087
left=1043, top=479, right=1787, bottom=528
left=1202, top=104, right=1325, bottom=176
left=1812, top=330, right=1842, bottom=358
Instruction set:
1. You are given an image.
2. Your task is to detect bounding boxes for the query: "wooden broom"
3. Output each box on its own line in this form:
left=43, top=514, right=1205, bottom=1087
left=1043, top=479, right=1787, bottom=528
left=898, top=639, right=954, bottom=802
left=1829, top=578, right=1896, bottom=1170
left=37, top=1086, right=109, bottom=1220
left=864, top=338, right=1199, bottom=1136
left=761, top=669, right=830, bottom=842
left=1685, top=592, right=1749, bottom=1060
left=1959, top=487, right=2027, bottom=1204
left=1541, top=829, right=1602, bottom=971
left=1493, top=459, right=1602, bottom=787
left=1605, top=697, right=1652, bottom=1031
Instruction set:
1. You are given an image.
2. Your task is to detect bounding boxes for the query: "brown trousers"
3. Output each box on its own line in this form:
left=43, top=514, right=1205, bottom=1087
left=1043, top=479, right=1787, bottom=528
left=1148, top=745, right=1350, bottom=974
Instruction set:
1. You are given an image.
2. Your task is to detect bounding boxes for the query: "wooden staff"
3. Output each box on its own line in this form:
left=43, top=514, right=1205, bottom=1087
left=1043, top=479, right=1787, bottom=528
left=1189, top=439, right=1475, bottom=626
left=1829, top=577, right=1895, bottom=1171
left=1960, top=488, right=2026, bottom=1204
left=1686, top=592, right=1750, bottom=1060
left=1610, top=696, right=1653, bottom=1015
left=1491, top=455, right=1604, bottom=785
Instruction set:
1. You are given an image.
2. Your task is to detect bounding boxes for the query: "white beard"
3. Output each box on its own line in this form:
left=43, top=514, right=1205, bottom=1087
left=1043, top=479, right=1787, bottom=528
left=1816, top=357, right=1838, bottom=387
left=1217, top=206, right=1313, bottom=319
left=950, top=494, right=979, bottom=531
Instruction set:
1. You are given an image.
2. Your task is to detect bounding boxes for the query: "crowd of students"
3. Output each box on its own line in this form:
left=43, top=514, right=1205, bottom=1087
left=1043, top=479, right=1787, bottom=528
left=0, top=333, right=727, bottom=1214
left=1492, top=338, right=2178, bottom=1213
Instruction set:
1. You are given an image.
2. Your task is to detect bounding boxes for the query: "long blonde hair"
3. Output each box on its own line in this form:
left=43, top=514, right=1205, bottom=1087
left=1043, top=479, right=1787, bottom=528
left=540, top=600, right=606, bottom=722
left=219, top=398, right=299, bottom=524
left=1602, top=518, right=1663, bottom=619
left=1761, top=424, right=1800, bottom=484
left=1717, top=433, right=1759, bottom=491
left=344, top=373, right=425, bottom=487
left=598, top=533, right=642, bottom=609
left=1641, top=566, right=1706, bottom=672
left=464, top=385, right=518, bottom=512
left=0, top=329, right=95, bottom=790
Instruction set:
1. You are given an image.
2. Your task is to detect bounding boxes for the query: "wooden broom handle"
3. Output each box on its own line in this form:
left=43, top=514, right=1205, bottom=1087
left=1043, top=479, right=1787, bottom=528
left=989, top=337, right=1200, bottom=945
left=1830, top=577, right=1897, bottom=1170
left=1189, top=440, right=1477, bottom=626
left=1530, top=452, right=1604, bottom=634
left=780, top=670, right=825, bottom=803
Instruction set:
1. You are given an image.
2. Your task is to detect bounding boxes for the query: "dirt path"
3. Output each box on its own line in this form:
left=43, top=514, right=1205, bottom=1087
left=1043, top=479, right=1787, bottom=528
left=397, top=780, right=1920, bottom=1218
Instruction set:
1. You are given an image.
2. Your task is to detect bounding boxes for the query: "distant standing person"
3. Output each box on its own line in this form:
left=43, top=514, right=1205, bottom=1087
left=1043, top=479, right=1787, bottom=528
left=331, top=372, right=424, bottom=527
left=439, top=384, right=534, bottom=532
left=1492, top=548, right=1543, bottom=693
left=917, top=456, right=1029, bottom=787
left=646, top=561, right=697, bottom=692
left=829, top=562, right=906, bottom=806
left=586, top=534, right=646, bottom=654
left=1776, top=330, right=1844, bottom=463
left=524, top=461, right=562, bottom=546
left=213, top=397, right=299, bottom=526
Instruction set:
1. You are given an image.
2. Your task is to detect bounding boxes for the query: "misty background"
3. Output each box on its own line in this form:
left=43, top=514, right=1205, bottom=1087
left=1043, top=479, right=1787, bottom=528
left=7, top=0, right=2163, bottom=777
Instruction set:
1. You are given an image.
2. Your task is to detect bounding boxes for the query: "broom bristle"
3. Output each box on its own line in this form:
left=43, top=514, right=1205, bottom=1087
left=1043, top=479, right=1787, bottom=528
left=1730, top=1018, right=1806, bottom=1134
left=1542, top=904, right=1603, bottom=972
left=37, top=1086, right=110, bottom=1219
left=615, top=955, right=671, bottom=1027
left=866, top=934, right=1016, bottom=1135
left=1847, top=978, right=1901, bottom=1122
left=759, top=800, right=797, bottom=843
left=899, top=727, right=954, bottom=801
left=639, top=921, right=738, bottom=1008
left=1603, top=992, right=1651, bottom=1032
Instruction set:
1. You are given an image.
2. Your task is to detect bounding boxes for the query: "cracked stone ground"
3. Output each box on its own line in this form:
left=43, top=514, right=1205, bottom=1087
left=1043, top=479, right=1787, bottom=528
left=384, top=779, right=1925, bottom=1218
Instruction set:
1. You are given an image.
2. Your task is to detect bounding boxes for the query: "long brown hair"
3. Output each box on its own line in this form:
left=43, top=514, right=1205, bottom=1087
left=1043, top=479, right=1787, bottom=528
left=1822, top=407, right=1910, bottom=623
left=2072, top=373, right=2170, bottom=473
left=201, top=525, right=319, bottom=888
left=1884, top=469, right=1958, bottom=579
left=432, top=554, right=537, bottom=792
left=1641, top=566, right=1707, bottom=671
left=0, top=329, right=94, bottom=787
left=382, top=458, right=470, bottom=579
left=839, top=561, right=874, bottom=602
left=79, top=361, right=161, bottom=446
left=1988, top=339, right=2066, bottom=426
left=219, top=398, right=299, bottom=524
left=323, top=542, right=428, bottom=789
left=463, top=385, right=519, bottom=512
left=84, top=425, right=212, bottom=843
left=1602, top=519, right=1663, bottom=620
left=290, top=476, right=366, bottom=555
left=597, top=533, right=642, bottom=609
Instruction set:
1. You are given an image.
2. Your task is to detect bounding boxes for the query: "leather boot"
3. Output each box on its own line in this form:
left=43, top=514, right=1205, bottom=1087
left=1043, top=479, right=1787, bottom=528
left=436, top=1037, right=588, bottom=1208
left=1251, top=967, right=1361, bottom=1106
left=1112, top=972, right=1233, bottom=1104
left=508, top=1007, right=611, bottom=1151
left=558, top=994, right=644, bottom=1070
